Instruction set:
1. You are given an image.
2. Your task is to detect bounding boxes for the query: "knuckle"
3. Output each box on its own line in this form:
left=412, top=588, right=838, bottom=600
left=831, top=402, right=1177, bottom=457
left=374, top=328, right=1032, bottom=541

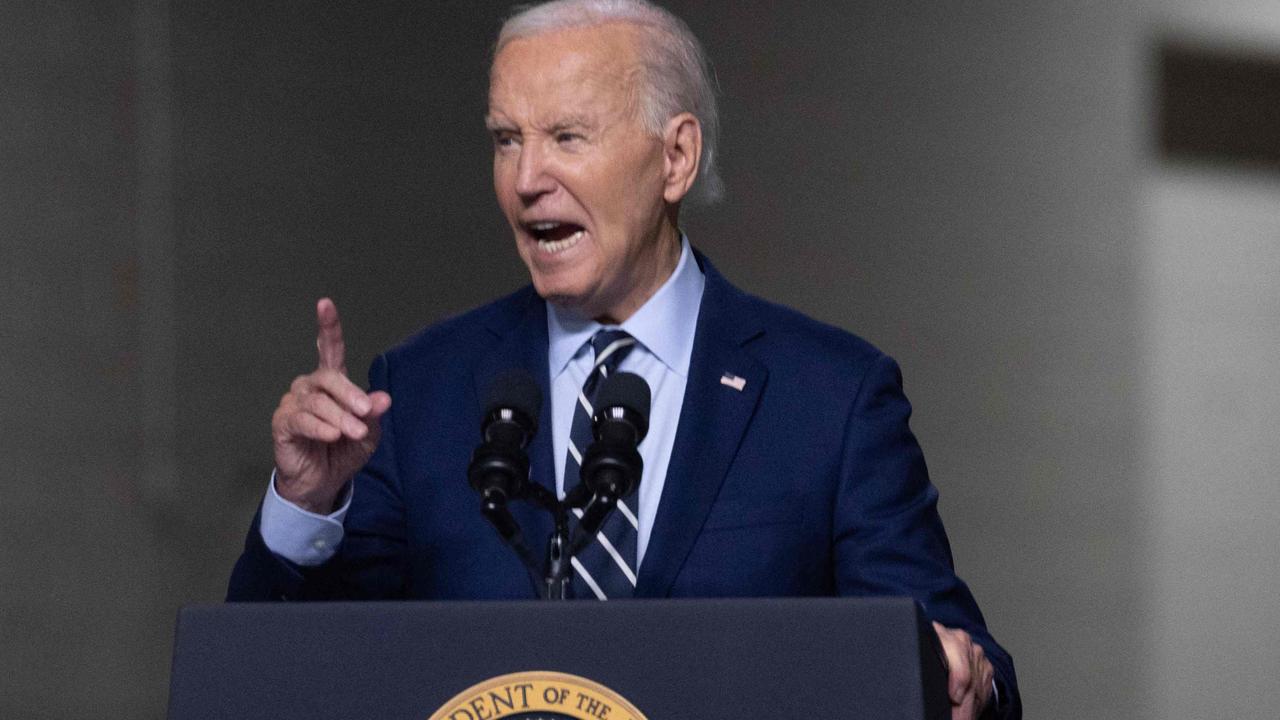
left=272, top=401, right=296, bottom=426
left=290, top=391, right=312, bottom=412
left=271, top=415, right=294, bottom=443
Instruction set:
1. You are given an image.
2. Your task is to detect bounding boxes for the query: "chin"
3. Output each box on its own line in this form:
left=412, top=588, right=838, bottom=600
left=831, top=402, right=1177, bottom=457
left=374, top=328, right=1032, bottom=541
left=534, top=281, right=609, bottom=319
left=541, top=290, right=593, bottom=312
left=525, top=256, right=599, bottom=300
left=530, top=274, right=582, bottom=304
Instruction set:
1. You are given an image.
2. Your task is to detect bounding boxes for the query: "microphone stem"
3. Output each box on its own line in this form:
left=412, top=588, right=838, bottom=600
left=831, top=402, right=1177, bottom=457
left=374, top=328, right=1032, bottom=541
left=568, top=492, right=617, bottom=556
left=542, top=500, right=573, bottom=600
left=480, top=496, right=545, bottom=597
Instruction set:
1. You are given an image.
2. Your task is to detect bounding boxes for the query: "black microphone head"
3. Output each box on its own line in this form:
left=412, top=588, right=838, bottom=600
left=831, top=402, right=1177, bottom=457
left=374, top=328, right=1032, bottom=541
left=486, top=368, right=541, bottom=418
left=482, top=368, right=541, bottom=444
left=593, top=371, right=650, bottom=443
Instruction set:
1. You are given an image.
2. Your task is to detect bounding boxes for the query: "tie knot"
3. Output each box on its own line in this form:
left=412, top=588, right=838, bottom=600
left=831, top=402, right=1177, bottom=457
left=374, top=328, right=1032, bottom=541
left=590, top=329, right=636, bottom=375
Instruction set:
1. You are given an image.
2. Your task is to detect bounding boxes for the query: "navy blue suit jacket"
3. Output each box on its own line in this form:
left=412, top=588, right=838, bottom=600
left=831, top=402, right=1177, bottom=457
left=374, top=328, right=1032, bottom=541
left=229, top=252, right=1020, bottom=717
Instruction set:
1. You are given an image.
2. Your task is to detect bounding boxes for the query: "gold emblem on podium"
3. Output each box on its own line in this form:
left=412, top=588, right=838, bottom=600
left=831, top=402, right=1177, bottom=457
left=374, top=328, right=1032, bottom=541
left=428, top=670, right=648, bottom=720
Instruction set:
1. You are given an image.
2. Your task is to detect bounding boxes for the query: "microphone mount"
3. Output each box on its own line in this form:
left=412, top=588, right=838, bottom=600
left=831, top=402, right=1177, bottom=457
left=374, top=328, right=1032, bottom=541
left=470, top=369, right=651, bottom=600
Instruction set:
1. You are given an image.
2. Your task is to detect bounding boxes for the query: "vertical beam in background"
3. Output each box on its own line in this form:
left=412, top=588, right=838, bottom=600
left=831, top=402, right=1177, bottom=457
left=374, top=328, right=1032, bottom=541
left=3, top=3, right=173, bottom=716
left=1145, top=35, right=1280, bottom=719
left=133, top=0, right=177, bottom=506
left=1143, top=170, right=1280, bottom=719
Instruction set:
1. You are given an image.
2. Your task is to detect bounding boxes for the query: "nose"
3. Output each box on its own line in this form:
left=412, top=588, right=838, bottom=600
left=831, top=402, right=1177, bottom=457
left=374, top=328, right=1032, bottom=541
left=514, top=139, right=555, bottom=202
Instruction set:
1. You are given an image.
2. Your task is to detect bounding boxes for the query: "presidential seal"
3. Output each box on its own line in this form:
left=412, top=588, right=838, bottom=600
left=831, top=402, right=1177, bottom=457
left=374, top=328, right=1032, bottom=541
left=428, top=671, right=648, bottom=720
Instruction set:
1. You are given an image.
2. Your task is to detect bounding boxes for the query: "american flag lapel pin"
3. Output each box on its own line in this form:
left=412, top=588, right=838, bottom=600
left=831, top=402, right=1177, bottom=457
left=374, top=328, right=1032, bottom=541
left=720, top=372, right=746, bottom=391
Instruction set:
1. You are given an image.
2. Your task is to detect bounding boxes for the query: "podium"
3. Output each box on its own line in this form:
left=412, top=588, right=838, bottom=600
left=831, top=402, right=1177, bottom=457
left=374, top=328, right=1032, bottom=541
left=168, top=597, right=948, bottom=719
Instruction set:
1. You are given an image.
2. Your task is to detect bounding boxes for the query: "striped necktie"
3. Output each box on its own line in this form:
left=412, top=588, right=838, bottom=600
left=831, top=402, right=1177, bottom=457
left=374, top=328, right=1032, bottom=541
left=568, top=329, right=640, bottom=600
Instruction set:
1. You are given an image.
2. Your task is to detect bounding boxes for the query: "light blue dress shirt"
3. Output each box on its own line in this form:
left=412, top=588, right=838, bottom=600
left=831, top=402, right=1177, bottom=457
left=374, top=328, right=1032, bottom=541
left=261, top=237, right=705, bottom=569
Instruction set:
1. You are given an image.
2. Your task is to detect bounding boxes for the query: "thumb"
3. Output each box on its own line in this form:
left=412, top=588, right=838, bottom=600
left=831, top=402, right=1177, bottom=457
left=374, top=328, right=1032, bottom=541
left=355, top=392, right=389, bottom=453
left=366, top=391, right=392, bottom=419
left=358, top=391, right=392, bottom=447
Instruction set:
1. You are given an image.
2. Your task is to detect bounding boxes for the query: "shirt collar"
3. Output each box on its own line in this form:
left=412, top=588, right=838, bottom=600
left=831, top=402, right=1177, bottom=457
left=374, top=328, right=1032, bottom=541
left=547, top=235, right=705, bottom=378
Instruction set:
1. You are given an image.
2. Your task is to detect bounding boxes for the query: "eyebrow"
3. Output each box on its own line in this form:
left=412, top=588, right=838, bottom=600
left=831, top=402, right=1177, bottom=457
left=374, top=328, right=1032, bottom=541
left=547, top=114, right=596, bottom=132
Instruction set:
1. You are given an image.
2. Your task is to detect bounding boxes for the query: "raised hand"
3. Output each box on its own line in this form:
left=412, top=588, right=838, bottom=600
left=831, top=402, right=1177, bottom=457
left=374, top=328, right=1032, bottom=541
left=271, top=298, right=392, bottom=513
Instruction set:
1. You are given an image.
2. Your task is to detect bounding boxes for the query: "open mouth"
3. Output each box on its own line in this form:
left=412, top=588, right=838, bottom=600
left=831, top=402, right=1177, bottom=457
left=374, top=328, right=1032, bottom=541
left=526, top=221, right=585, bottom=254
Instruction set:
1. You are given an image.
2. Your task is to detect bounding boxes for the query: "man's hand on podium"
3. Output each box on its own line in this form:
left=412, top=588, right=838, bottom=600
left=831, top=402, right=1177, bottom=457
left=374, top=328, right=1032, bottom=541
left=271, top=298, right=392, bottom=514
left=934, top=621, right=995, bottom=720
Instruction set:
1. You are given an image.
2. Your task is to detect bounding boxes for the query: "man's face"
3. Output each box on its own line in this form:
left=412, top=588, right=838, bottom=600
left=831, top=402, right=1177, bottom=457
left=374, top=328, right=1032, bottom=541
left=487, top=23, right=675, bottom=323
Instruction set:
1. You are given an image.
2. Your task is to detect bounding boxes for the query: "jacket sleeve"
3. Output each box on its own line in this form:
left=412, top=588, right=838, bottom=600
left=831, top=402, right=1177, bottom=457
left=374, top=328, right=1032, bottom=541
left=833, top=352, right=1021, bottom=719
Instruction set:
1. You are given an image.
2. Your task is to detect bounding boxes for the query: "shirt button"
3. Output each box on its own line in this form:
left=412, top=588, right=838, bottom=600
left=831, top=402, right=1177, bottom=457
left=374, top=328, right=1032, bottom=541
left=313, top=538, right=328, bottom=549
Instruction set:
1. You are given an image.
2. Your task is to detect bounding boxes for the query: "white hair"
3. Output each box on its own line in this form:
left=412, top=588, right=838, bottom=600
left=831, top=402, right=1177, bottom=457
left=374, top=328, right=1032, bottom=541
left=496, top=0, right=724, bottom=204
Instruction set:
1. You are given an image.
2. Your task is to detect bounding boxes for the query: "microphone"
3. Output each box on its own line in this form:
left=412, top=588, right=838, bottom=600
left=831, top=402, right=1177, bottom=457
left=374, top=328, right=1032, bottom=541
left=469, top=369, right=546, bottom=596
left=468, top=369, right=541, bottom=505
left=595, top=372, right=650, bottom=441
left=569, top=372, right=650, bottom=552
left=582, top=371, right=650, bottom=498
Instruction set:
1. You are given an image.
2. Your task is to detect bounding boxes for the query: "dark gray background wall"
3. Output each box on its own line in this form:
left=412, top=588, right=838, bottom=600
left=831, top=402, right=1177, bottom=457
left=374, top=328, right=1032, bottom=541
left=3, top=1, right=1274, bottom=718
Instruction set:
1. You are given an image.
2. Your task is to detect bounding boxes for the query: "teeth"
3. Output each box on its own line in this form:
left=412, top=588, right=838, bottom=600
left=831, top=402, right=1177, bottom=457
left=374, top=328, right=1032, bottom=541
left=538, top=229, right=584, bottom=254
left=530, top=221, right=560, bottom=231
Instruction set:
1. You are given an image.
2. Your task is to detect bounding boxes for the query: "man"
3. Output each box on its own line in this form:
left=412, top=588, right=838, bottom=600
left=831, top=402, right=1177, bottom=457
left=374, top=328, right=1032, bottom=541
left=229, top=2, right=1020, bottom=718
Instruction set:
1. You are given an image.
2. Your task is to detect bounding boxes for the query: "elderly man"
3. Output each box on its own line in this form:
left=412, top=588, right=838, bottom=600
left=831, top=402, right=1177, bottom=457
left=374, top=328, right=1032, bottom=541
left=229, top=1, right=1020, bottom=718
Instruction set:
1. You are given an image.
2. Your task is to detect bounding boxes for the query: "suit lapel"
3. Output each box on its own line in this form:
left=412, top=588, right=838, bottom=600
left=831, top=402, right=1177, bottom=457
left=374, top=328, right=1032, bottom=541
left=471, top=290, right=557, bottom=545
left=635, top=255, right=768, bottom=597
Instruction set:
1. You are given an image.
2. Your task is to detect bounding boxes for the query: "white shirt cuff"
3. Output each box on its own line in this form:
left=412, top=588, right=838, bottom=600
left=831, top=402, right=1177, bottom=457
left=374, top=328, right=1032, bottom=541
left=259, top=470, right=351, bottom=566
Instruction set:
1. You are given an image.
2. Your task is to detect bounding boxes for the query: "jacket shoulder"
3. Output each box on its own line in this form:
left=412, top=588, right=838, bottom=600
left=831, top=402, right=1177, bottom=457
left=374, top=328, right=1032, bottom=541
left=698, top=252, right=888, bottom=373
left=733, top=288, right=891, bottom=373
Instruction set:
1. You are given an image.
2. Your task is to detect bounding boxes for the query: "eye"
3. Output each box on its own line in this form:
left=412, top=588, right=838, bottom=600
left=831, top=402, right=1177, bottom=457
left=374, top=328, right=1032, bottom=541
left=491, top=130, right=519, bottom=149
left=555, top=131, right=584, bottom=144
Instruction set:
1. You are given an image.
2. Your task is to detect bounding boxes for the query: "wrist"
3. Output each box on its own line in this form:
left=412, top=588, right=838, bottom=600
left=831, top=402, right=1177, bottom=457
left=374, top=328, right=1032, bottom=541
left=273, top=473, right=338, bottom=514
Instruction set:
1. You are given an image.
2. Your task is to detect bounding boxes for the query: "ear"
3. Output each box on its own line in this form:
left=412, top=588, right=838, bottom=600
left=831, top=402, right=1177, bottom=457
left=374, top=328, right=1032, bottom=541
left=661, top=112, right=702, bottom=204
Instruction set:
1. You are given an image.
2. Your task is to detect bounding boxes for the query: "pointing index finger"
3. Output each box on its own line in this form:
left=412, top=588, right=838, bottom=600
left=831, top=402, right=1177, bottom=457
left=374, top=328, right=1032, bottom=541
left=315, top=297, right=347, bottom=374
